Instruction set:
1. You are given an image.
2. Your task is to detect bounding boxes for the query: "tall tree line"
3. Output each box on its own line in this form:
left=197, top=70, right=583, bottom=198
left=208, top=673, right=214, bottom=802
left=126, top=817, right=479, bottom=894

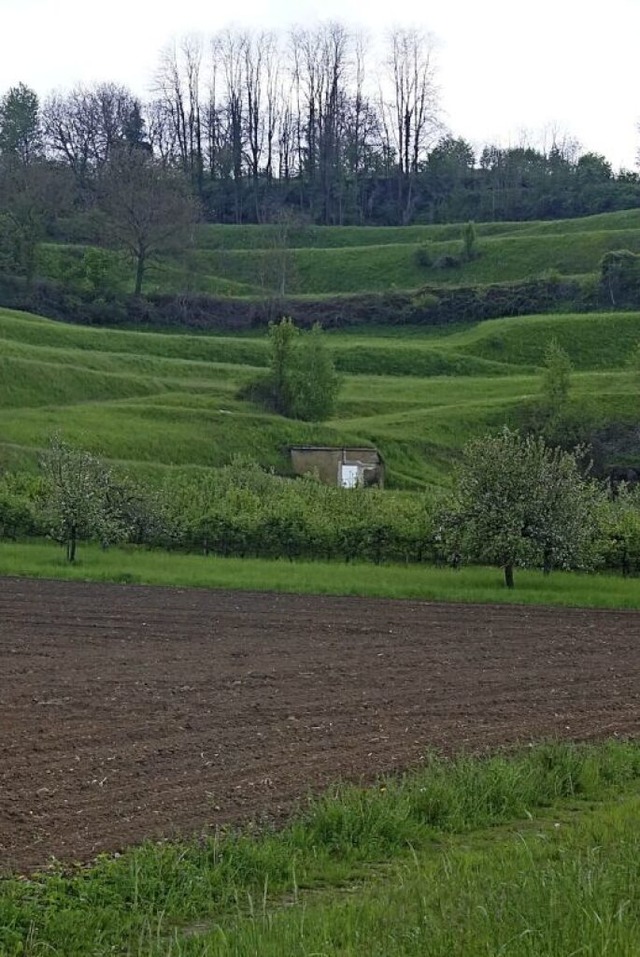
left=0, top=24, right=444, bottom=227
left=147, top=24, right=443, bottom=225
left=1, top=21, right=639, bottom=232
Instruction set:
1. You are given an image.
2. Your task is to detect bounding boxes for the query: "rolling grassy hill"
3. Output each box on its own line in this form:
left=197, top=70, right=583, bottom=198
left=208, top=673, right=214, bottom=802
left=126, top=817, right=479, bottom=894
left=189, top=227, right=640, bottom=295
left=0, top=307, right=637, bottom=487
left=37, top=208, right=640, bottom=298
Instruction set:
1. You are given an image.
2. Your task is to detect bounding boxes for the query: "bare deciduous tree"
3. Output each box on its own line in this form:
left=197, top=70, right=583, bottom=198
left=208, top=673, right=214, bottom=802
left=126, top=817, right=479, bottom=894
left=42, top=83, right=139, bottom=186
left=98, top=148, right=197, bottom=295
left=381, top=27, right=441, bottom=222
left=219, top=27, right=247, bottom=221
left=153, top=37, right=203, bottom=189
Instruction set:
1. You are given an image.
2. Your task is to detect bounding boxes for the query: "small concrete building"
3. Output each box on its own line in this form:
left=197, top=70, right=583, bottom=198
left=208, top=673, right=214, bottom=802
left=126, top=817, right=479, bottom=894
left=289, top=446, right=384, bottom=488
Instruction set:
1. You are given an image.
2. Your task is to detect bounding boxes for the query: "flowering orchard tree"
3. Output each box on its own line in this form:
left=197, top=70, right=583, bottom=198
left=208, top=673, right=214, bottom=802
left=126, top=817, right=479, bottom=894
left=40, top=436, right=128, bottom=561
left=442, top=429, right=602, bottom=588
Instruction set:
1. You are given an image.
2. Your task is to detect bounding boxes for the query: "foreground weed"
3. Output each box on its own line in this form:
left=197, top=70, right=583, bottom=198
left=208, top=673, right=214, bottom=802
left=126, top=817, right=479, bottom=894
left=161, top=796, right=640, bottom=956
left=2, top=741, right=640, bottom=956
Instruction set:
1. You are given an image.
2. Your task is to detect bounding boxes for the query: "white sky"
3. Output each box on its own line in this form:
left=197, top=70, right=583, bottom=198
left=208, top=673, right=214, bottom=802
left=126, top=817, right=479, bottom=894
left=2, top=0, right=639, bottom=170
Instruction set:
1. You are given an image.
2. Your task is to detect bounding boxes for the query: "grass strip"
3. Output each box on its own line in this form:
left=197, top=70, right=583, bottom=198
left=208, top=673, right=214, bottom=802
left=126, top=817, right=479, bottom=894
left=185, top=792, right=640, bottom=956
left=2, top=741, right=640, bottom=955
left=1, top=541, right=640, bottom=609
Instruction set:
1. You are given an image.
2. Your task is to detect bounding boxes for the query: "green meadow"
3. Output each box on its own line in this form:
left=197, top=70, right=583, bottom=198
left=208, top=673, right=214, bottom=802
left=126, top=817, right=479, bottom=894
left=39, top=207, right=640, bottom=295
left=2, top=540, right=640, bottom=608
left=0, top=305, right=638, bottom=485
left=3, top=209, right=640, bottom=954
left=16, top=209, right=638, bottom=488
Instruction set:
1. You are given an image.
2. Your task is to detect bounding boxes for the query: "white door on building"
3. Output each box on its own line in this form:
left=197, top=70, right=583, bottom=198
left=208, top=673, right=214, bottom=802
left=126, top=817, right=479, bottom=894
left=340, top=464, right=359, bottom=488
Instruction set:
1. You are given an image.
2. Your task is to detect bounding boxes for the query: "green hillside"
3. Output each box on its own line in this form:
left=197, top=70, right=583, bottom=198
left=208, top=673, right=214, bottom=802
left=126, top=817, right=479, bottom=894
left=189, top=227, right=640, bottom=295
left=35, top=208, right=640, bottom=300
left=0, top=307, right=637, bottom=487
left=196, top=210, right=640, bottom=250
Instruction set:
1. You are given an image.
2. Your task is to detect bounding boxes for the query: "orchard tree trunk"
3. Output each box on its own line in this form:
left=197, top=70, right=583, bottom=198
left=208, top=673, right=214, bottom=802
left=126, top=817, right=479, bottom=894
left=134, top=251, right=146, bottom=295
left=67, top=524, right=77, bottom=563
left=504, top=563, right=514, bottom=589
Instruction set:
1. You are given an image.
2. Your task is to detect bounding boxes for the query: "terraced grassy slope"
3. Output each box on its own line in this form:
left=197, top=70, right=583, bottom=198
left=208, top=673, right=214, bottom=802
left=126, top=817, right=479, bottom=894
left=196, top=209, right=640, bottom=249
left=38, top=208, right=640, bottom=298
left=0, top=307, right=637, bottom=486
left=191, top=228, right=640, bottom=295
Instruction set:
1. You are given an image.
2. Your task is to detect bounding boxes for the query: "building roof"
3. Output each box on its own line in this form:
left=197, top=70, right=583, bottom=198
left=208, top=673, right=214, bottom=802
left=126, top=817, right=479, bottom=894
left=289, top=445, right=380, bottom=453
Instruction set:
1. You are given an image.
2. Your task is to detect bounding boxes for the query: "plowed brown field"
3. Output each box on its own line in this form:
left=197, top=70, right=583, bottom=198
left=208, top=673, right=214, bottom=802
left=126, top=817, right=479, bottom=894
left=1, top=577, right=639, bottom=873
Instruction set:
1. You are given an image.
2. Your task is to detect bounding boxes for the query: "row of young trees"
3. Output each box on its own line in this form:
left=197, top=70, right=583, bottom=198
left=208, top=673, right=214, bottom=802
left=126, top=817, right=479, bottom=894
left=1, top=23, right=639, bottom=230
left=1, top=434, right=639, bottom=585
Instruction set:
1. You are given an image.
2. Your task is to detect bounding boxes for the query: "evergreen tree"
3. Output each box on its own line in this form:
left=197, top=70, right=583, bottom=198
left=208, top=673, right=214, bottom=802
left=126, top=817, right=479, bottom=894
left=0, top=83, right=41, bottom=163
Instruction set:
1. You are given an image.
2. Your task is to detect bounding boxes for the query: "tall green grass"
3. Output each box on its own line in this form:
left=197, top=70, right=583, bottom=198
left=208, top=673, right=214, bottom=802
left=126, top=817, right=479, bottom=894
left=2, top=742, right=640, bottom=956
left=186, top=794, right=640, bottom=957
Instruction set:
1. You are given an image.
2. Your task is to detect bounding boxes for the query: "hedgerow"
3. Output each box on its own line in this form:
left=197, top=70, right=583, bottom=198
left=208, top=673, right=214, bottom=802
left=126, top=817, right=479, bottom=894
left=2, top=456, right=640, bottom=575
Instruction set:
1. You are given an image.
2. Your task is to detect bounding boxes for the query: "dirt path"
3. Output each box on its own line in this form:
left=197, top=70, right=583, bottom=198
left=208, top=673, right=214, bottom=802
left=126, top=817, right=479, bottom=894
left=1, top=577, right=639, bottom=872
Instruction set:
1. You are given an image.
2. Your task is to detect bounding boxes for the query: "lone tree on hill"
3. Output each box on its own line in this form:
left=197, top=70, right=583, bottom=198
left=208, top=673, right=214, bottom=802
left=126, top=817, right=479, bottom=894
left=541, top=338, right=572, bottom=416
left=461, top=220, right=477, bottom=260
left=536, top=337, right=576, bottom=442
left=263, top=317, right=340, bottom=421
left=441, top=428, right=601, bottom=588
left=98, top=147, right=197, bottom=295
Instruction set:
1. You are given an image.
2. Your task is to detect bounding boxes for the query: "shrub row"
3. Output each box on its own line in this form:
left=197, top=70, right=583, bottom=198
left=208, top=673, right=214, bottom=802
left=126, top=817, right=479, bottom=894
left=0, top=271, right=604, bottom=333
left=2, top=461, right=640, bottom=575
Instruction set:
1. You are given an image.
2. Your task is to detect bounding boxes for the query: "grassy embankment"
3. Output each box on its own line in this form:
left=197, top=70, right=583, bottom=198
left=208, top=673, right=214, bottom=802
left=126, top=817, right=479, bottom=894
left=39, top=207, right=640, bottom=295
left=190, top=225, right=640, bottom=295
left=0, top=306, right=638, bottom=485
left=2, top=741, right=640, bottom=955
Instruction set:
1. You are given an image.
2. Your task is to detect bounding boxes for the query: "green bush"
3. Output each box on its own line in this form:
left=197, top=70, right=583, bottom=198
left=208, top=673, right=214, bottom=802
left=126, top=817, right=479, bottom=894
left=0, top=492, right=37, bottom=539
left=597, top=487, right=640, bottom=576
left=433, top=253, right=462, bottom=270
left=414, top=243, right=433, bottom=268
left=600, top=249, right=640, bottom=306
left=249, top=318, right=340, bottom=422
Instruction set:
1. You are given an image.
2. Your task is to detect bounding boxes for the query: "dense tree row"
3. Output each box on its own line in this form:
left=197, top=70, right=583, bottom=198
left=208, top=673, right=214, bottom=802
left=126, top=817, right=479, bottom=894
left=1, top=23, right=639, bottom=233
left=1, top=439, right=639, bottom=582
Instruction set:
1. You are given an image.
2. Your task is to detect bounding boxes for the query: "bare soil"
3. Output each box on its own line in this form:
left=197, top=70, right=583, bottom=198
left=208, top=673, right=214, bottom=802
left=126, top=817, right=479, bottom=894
left=1, top=577, right=639, bottom=873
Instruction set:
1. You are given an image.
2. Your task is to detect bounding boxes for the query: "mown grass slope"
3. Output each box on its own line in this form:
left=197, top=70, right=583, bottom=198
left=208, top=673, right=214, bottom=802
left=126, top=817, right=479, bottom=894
left=196, top=208, right=640, bottom=249
left=190, top=227, right=640, bottom=294
left=0, top=307, right=637, bottom=486
left=38, top=207, right=640, bottom=297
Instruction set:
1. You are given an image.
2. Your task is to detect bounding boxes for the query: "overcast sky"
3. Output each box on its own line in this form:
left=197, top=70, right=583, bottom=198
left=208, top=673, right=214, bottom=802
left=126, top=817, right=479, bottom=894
left=2, top=0, right=639, bottom=170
